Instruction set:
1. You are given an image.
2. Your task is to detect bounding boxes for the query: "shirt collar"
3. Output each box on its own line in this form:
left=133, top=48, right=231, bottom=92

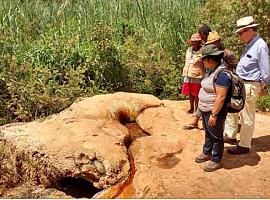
left=246, top=35, right=260, bottom=48
left=241, top=35, right=260, bottom=58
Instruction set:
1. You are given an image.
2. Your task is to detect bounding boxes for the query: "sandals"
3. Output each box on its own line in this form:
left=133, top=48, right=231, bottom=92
left=186, top=109, right=194, bottom=114
left=182, top=124, right=199, bottom=130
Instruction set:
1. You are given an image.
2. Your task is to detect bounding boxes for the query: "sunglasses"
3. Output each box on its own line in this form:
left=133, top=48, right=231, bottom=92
left=238, top=28, right=249, bottom=36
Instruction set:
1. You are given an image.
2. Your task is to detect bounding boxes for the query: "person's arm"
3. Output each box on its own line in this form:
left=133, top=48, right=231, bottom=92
left=211, top=87, right=228, bottom=115
left=259, top=45, right=270, bottom=86
left=208, top=71, right=230, bottom=126
left=258, top=45, right=270, bottom=96
left=208, top=87, right=228, bottom=126
left=182, top=48, right=191, bottom=77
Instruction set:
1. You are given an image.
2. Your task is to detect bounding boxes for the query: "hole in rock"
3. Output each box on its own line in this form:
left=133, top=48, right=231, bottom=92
left=58, top=177, right=102, bottom=198
left=117, top=110, right=131, bottom=125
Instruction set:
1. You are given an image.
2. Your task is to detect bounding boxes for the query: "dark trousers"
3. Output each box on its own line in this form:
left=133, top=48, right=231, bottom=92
left=201, top=109, right=227, bottom=163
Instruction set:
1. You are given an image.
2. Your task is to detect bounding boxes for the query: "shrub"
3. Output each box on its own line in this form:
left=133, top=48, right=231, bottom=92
left=0, top=0, right=203, bottom=123
left=200, top=0, right=270, bottom=56
left=200, top=0, right=270, bottom=111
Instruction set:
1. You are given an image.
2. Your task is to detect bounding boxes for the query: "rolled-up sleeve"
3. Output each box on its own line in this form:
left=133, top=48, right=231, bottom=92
left=259, top=45, right=270, bottom=83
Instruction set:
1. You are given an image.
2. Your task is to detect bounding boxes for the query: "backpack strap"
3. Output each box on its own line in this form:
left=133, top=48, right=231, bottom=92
left=212, top=66, right=232, bottom=108
left=213, top=66, right=231, bottom=92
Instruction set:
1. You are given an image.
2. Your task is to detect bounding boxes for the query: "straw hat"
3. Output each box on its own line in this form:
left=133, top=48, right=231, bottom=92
left=201, top=44, right=224, bottom=59
left=187, top=33, right=201, bottom=44
left=205, top=31, right=222, bottom=45
left=235, top=16, right=258, bottom=33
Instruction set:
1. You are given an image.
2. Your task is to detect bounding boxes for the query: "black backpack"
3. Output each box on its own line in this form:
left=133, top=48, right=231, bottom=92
left=214, top=67, right=246, bottom=113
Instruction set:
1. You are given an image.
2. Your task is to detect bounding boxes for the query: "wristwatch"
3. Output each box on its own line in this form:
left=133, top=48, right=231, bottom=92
left=211, top=112, right=218, bottom=117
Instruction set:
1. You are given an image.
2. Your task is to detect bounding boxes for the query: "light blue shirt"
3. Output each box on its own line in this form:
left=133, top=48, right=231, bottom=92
left=236, top=35, right=270, bottom=83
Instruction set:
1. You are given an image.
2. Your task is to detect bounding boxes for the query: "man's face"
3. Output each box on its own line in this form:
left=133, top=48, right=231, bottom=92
left=204, top=40, right=221, bottom=53
left=211, top=40, right=221, bottom=50
left=199, top=33, right=208, bottom=43
left=202, top=57, right=215, bottom=68
left=191, top=41, right=201, bottom=50
left=238, top=28, right=252, bottom=44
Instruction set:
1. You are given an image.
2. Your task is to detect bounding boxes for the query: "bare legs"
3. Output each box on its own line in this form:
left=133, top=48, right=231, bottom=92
left=188, top=95, right=199, bottom=114
left=194, top=96, right=199, bottom=113
left=188, top=95, right=194, bottom=113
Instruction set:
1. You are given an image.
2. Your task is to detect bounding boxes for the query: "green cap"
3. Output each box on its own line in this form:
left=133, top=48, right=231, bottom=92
left=201, top=44, right=224, bottom=58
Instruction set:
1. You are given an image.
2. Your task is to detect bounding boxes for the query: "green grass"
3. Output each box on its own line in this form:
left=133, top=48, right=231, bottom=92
left=0, top=0, right=204, bottom=123
left=0, top=0, right=203, bottom=57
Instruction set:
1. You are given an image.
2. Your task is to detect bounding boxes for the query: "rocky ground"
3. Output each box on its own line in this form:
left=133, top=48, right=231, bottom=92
left=121, top=100, right=270, bottom=198
left=0, top=92, right=269, bottom=198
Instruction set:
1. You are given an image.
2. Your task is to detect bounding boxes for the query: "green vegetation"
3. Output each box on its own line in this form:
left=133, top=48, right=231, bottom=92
left=0, top=0, right=203, bottom=124
left=200, top=0, right=269, bottom=56
left=0, top=0, right=269, bottom=124
left=200, top=0, right=270, bottom=111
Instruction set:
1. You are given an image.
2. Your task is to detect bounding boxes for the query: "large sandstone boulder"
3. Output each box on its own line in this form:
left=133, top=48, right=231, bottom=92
left=1, top=93, right=270, bottom=199
left=0, top=92, right=163, bottom=198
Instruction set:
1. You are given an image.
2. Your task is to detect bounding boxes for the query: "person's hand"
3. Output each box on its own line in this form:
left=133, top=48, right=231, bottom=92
left=260, top=82, right=266, bottom=89
left=208, top=115, right=217, bottom=126
left=259, top=88, right=268, bottom=96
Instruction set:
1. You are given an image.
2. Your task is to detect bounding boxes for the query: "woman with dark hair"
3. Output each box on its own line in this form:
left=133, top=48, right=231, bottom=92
left=183, top=25, right=212, bottom=129
left=195, top=44, right=231, bottom=172
left=198, top=25, right=212, bottom=43
left=181, top=33, right=204, bottom=114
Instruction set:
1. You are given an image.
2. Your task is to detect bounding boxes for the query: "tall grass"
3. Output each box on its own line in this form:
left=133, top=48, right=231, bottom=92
left=0, top=0, right=203, bottom=123
left=0, top=0, right=203, bottom=58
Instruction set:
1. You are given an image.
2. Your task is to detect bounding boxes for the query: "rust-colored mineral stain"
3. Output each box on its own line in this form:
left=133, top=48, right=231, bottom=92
left=95, top=146, right=136, bottom=199
left=95, top=124, right=141, bottom=199
left=110, top=146, right=136, bottom=198
left=116, top=183, right=136, bottom=199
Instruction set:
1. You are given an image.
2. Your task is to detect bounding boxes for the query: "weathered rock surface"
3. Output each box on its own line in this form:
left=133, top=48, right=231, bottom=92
left=118, top=100, right=270, bottom=198
left=1, top=93, right=270, bottom=198
left=0, top=92, right=163, bottom=198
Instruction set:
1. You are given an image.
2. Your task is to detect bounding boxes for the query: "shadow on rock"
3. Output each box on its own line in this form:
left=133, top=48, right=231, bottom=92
left=222, top=135, right=270, bottom=170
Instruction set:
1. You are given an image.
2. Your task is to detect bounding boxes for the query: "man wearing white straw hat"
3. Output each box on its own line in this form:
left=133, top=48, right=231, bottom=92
left=225, top=16, right=270, bottom=154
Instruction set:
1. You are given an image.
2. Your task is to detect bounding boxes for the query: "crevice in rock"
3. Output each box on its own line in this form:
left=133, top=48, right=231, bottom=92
left=57, top=177, right=102, bottom=198
left=106, top=123, right=148, bottom=198
left=117, top=110, right=131, bottom=125
left=93, top=121, right=149, bottom=198
left=124, top=123, right=149, bottom=148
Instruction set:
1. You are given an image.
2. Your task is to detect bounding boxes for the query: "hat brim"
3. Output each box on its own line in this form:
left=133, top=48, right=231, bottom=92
left=235, top=23, right=258, bottom=33
left=201, top=51, right=224, bottom=59
left=205, top=38, right=221, bottom=45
